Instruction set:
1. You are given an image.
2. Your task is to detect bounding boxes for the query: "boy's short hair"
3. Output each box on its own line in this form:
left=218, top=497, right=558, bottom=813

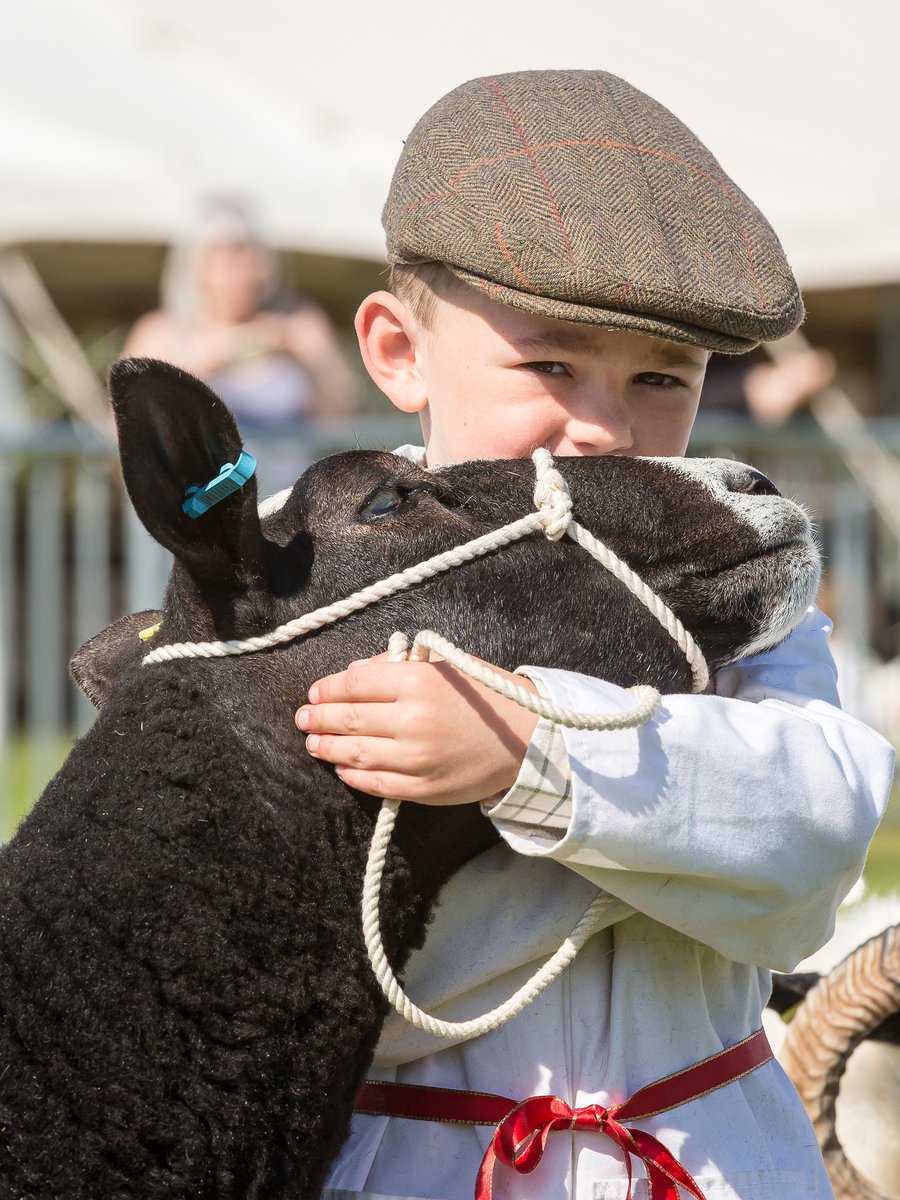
left=389, top=262, right=474, bottom=329
left=383, top=70, right=803, bottom=354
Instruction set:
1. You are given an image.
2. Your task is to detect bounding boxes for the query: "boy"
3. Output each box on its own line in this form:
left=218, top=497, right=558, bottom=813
left=295, top=71, right=894, bottom=1199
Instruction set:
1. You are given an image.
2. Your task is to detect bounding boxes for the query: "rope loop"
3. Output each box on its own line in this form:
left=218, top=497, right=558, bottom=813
left=361, top=796, right=635, bottom=1041
left=361, top=624, right=652, bottom=1041
left=532, top=447, right=573, bottom=540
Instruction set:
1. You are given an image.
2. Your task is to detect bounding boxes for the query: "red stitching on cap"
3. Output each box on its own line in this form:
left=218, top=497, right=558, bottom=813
left=400, top=137, right=766, bottom=306
left=485, top=78, right=575, bottom=266
left=547, top=140, right=765, bottom=305
left=726, top=208, right=765, bottom=305
left=477, top=279, right=505, bottom=298
left=495, top=223, right=536, bottom=291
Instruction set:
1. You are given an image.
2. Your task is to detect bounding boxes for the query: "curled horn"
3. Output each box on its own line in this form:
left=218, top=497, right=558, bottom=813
left=780, top=924, right=900, bottom=1199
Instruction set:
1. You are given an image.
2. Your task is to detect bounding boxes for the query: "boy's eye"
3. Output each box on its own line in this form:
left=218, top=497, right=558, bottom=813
left=525, top=361, right=569, bottom=377
left=634, top=372, right=682, bottom=388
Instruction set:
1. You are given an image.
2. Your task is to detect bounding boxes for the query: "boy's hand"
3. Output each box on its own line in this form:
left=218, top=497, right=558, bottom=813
left=294, top=654, right=539, bottom=805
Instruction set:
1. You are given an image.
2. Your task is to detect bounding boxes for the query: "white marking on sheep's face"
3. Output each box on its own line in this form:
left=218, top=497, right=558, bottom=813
left=651, top=457, right=820, bottom=659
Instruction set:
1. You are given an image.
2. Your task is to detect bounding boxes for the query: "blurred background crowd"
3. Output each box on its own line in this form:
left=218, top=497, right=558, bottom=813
left=0, top=0, right=898, bottom=891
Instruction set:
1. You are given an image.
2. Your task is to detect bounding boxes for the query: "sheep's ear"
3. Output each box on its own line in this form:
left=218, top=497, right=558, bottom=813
left=108, top=358, right=265, bottom=588
left=71, top=610, right=163, bottom=708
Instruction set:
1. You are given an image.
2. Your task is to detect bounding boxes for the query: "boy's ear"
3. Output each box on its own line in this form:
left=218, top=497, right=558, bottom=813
left=71, top=610, right=163, bottom=708
left=108, top=358, right=265, bottom=588
left=354, top=291, right=428, bottom=414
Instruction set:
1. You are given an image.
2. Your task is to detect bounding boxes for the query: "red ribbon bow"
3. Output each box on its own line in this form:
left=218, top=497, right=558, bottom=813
left=354, top=1027, right=773, bottom=1200
left=479, top=1092, right=704, bottom=1200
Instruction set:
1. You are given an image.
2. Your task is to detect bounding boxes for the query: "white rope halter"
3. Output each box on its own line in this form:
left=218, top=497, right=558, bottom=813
left=142, top=449, right=709, bottom=1041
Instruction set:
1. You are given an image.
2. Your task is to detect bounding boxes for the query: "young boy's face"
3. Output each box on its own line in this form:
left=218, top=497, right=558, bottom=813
left=402, top=286, right=709, bottom=466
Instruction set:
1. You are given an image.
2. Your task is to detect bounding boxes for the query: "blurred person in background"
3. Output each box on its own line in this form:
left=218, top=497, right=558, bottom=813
left=700, top=345, right=836, bottom=425
left=123, top=200, right=362, bottom=487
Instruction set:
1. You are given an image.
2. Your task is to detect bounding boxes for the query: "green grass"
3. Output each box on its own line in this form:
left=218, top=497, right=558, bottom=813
left=865, top=780, right=900, bottom=896
left=865, top=826, right=900, bottom=895
left=0, top=734, right=72, bottom=841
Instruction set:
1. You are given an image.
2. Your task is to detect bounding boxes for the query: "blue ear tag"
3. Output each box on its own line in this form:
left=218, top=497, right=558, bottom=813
left=182, top=450, right=257, bottom=519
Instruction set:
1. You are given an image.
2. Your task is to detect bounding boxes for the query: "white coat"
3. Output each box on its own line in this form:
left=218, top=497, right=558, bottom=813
left=324, top=450, right=895, bottom=1200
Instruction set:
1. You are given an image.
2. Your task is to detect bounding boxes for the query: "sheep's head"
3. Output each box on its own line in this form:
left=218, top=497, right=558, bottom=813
left=73, top=359, right=820, bottom=713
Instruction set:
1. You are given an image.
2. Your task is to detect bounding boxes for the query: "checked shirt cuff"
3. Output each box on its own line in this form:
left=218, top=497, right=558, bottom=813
left=480, top=672, right=573, bottom=844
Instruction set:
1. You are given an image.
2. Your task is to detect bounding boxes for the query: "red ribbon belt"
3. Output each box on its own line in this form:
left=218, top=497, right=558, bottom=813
left=354, top=1027, right=772, bottom=1200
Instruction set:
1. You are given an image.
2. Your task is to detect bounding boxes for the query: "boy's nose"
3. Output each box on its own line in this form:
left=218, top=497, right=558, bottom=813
left=561, top=395, right=634, bottom=456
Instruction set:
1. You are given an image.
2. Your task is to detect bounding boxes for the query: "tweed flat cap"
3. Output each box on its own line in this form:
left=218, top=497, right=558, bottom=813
left=384, top=70, right=804, bottom=353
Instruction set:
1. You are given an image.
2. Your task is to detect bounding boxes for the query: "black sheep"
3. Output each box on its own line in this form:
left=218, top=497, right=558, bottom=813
left=0, top=360, right=819, bottom=1198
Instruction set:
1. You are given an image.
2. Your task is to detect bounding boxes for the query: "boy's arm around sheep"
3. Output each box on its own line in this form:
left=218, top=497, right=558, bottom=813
left=309, top=408, right=892, bottom=1200
left=485, top=604, right=894, bottom=972
left=302, top=450, right=893, bottom=973
left=325, top=607, right=893, bottom=1200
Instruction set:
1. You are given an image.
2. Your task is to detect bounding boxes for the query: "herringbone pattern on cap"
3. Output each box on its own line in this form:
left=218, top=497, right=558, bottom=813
left=383, top=70, right=803, bottom=352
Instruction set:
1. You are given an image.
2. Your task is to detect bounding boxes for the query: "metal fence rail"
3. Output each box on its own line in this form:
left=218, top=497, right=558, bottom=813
left=1, top=414, right=898, bottom=837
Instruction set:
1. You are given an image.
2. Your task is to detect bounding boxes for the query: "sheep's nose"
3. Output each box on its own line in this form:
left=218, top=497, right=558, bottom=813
left=733, top=468, right=780, bottom=497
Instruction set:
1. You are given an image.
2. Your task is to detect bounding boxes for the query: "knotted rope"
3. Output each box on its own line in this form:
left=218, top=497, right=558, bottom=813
left=142, top=450, right=709, bottom=1039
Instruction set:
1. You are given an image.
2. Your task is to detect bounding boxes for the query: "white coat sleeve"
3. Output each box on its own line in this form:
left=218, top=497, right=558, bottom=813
left=493, top=606, right=896, bottom=972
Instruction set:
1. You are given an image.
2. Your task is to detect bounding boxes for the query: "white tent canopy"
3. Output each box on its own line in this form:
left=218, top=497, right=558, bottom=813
left=2, top=0, right=898, bottom=289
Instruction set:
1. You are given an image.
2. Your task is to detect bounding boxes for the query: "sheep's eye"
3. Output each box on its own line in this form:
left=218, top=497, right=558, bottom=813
left=358, top=485, right=427, bottom=522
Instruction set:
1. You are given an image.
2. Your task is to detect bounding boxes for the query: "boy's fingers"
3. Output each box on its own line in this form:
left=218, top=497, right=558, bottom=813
left=305, top=733, right=411, bottom=774
left=309, top=657, right=406, bottom=704
left=331, top=767, right=421, bottom=801
left=332, top=765, right=475, bottom=805
left=295, top=701, right=398, bottom=736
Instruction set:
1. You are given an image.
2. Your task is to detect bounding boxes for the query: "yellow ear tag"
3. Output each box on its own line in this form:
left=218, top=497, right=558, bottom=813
left=138, top=622, right=161, bottom=642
